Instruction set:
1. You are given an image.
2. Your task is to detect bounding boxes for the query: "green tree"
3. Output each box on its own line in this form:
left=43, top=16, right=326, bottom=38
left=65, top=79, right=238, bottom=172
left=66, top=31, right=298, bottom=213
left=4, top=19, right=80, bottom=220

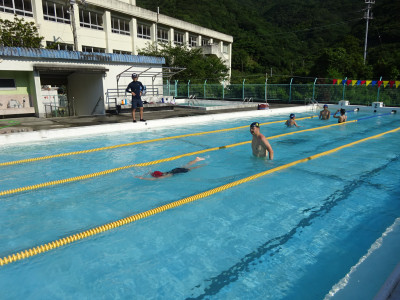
left=138, top=43, right=229, bottom=83
left=0, top=15, right=43, bottom=48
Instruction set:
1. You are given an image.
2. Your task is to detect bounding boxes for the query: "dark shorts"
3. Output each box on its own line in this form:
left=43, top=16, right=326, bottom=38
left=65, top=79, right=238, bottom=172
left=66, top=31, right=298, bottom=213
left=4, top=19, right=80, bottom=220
left=132, top=98, right=143, bottom=109
left=168, top=168, right=190, bottom=175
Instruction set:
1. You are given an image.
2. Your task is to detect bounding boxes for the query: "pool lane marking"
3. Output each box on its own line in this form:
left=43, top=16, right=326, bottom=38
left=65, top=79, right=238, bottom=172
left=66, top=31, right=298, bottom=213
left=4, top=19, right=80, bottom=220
left=0, top=115, right=318, bottom=167
left=1, top=125, right=399, bottom=267
left=0, top=120, right=355, bottom=197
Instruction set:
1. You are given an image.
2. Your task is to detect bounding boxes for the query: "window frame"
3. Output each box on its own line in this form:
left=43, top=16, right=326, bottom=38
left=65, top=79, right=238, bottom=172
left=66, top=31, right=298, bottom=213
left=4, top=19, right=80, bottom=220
left=174, top=31, right=183, bottom=45
left=42, top=0, right=70, bottom=24
left=0, top=78, right=16, bottom=90
left=79, top=9, right=104, bottom=31
left=0, top=0, right=33, bottom=17
left=111, top=16, right=130, bottom=36
left=137, top=23, right=151, bottom=39
left=157, top=27, right=168, bottom=43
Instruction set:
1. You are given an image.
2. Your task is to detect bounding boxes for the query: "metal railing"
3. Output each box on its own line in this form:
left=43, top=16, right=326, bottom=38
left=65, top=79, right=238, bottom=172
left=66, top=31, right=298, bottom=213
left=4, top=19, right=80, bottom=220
left=162, top=80, right=400, bottom=106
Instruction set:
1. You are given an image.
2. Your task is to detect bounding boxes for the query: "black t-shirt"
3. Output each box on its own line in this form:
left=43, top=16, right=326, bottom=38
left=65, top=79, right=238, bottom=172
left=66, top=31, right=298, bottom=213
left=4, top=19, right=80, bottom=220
left=126, top=81, right=144, bottom=99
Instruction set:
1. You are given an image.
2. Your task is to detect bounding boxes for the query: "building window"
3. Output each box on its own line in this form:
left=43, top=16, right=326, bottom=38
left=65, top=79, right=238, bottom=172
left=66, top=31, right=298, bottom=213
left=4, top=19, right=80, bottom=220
left=42, top=1, right=70, bottom=24
left=111, top=17, right=130, bottom=35
left=137, top=23, right=151, bottom=39
left=174, top=32, right=183, bottom=45
left=157, top=28, right=168, bottom=43
left=46, top=41, right=74, bottom=51
left=202, top=38, right=209, bottom=46
left=223, top=44, right=229, bottom=54
left=113, top=49, right=131, bottom=55
left=80, top=9, right=103, bottom=31
left=0, top=0, right=33, bottom=17
left=82, top=45, right=105, bottom=53
left=0, top=78, right=16, bottom=89
left=189, top=35, right=197, bottom=47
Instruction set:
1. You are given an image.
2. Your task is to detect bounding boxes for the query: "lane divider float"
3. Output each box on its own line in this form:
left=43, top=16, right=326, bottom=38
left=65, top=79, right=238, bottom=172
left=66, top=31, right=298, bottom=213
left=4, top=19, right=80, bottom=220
left=1, top=125, right=399, bottom=266
left=0, top=116, right=318, bottom=167
left=0, top=120, right=355, bottom=197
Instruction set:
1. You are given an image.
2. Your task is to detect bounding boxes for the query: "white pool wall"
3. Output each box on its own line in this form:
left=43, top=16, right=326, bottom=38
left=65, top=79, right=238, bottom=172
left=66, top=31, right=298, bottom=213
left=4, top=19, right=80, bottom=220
left=0, top=105, right=309, bottom=146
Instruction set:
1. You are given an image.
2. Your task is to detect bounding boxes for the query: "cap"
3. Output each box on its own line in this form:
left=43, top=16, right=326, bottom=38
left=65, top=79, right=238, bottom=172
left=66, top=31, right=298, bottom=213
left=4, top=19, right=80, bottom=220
left=290, top=113, right=295, bottom=119
left=151, top=171, right=164, bottom=178
left=131, top=73, right=138, bottom=78
left=323, top=104, right=328, bottom=108
left=250, top=122, right=260, bottom=128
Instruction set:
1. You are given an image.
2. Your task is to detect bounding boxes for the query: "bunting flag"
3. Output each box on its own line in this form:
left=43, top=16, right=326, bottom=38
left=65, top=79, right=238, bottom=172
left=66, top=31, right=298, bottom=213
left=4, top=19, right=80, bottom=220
left=333, top=79, right=337, bottom=85
left=352, top=80, right=357, bottom=86
left=361, top=80, right=366, bottom=85
left=383, top=81, right=389, bottom=87
left=396, top=81, right=400, bottom=88
left=342, top=79, right=347, bottom=85
left=389, top=81, right=395, bottom=88
left=347, top=80, right=351, bottom=86
left=356, top=80, right=362, bottom=85
left=337, top=80, right=342, bottom=85
left=366, top=80, right=371, bottom=86
left=371, top=81, right=377, bottom=86
left=377, top=81, right=383, bottom=87
left=330, top=79, right=398, bottom=87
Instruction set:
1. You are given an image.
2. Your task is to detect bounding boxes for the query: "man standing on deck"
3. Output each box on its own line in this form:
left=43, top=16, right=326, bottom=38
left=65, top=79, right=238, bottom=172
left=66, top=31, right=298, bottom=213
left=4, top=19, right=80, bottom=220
left=250, top=122, right=274, bottom=159
left=126, top=73, right=145, bottom=122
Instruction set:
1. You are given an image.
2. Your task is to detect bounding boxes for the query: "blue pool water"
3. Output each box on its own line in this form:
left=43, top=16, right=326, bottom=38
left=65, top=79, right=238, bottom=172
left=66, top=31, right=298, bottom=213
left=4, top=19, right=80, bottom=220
left=0, top=111, right=400, bottom=299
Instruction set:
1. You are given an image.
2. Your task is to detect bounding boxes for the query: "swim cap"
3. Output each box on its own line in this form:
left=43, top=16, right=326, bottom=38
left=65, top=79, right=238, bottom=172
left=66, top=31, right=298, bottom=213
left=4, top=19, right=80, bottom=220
left=323, top=104, right=328, bottom=108
left=151, top=171, right=164, bottom=178
left=131, top=73, right=138, bottom=78
left=290, top=113, right=295, bottom=119
left=250, top=122, right=259, bottom=128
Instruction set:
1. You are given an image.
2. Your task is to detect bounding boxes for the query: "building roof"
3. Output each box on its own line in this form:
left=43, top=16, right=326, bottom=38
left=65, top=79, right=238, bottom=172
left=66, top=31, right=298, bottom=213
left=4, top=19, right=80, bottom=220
left=0, top=46, right=165, bottom=65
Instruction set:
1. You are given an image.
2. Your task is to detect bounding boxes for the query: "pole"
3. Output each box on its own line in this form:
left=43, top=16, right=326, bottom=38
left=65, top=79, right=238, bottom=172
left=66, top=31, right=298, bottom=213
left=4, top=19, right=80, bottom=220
left=69, top=0, right=79, bottom=51
left=363, top=1, right=374, bottom=64
left=187, top=80, right=190, bottom=98
left=312, top=77, right=317, bottom=101
left=265, top=74, right=268, bottom=103
left=343, top=77, right=347, bottom=100
left=156, top=7, right=159, bottom=51
left=242, top=79, right=246, bottom=100
left=376, top=76, right=382, bottom=102
left=289, top=78, right=293, bottom=102
left=204, top=79, right=207, bottom=99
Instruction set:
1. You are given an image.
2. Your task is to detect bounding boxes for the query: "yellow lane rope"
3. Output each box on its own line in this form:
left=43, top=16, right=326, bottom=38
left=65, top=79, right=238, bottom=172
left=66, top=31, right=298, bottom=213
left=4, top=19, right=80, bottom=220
left=1, top=125, right=399, bottom=267
left=0, top=120, right=356, bottom=197
left=0, top=116, right=318, bottom=167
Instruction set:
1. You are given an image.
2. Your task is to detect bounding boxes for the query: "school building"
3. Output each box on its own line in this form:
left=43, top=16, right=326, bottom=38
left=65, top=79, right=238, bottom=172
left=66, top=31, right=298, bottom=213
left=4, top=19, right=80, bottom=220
left=0, top=0, right=233, bottom=117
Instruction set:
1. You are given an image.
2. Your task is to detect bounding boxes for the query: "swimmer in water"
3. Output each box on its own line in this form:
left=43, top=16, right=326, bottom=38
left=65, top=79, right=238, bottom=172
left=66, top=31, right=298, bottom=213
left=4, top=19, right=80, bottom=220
left=135, top=157, right=206, bottom=180
left=319, top=104, right=331, bottom=120
left=285, top=114, right=300, bottom=127
left=333, top=108, right=347, bottom=123
left=250, top=122, right=274, bottom=159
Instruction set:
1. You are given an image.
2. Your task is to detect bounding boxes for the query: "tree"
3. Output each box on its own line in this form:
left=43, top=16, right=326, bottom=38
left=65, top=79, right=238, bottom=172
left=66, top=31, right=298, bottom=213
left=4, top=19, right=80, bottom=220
left=138, top=43, right=229, bottom=83
left=0, top=16, right=43, bottom=48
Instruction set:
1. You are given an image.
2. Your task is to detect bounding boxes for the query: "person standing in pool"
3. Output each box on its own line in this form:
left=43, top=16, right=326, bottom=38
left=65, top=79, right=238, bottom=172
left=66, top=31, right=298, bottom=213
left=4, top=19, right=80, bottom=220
left=250, top=122, right=274, bottom=159
left=319, top=104, right=331, bottom=120
left=285, top=114, right=300, bottom=127
left=126, top=73, right=145, bottom=123
left=333, top=108, right=347, bottom=123
left=135, top=157, right=206, bottom=180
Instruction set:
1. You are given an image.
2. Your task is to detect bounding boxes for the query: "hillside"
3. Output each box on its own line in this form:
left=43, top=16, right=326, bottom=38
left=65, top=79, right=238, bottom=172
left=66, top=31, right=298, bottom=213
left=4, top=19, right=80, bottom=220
left=137, top=0, right=400, bottom=83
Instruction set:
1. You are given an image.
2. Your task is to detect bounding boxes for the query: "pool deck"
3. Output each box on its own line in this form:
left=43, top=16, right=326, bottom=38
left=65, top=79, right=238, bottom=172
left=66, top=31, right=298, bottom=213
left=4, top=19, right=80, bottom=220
left=1, top=102, right=399, bottom=300
left=0, top=103, right=301, bottom=134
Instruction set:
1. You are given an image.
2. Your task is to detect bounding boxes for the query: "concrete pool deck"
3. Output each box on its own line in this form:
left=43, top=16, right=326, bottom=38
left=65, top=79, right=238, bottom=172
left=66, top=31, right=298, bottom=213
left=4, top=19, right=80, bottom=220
left=0, top=103, right=301, bottom=134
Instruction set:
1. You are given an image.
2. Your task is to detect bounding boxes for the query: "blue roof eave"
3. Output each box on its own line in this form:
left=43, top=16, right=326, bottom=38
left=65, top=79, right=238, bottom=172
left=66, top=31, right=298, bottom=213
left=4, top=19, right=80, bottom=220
left=0, top=46, right=165, bottom=65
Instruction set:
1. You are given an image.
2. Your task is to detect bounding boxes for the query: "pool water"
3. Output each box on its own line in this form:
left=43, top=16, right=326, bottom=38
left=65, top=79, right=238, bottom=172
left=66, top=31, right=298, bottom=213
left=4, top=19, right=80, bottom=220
left=0, top=111, right=399, bottom=299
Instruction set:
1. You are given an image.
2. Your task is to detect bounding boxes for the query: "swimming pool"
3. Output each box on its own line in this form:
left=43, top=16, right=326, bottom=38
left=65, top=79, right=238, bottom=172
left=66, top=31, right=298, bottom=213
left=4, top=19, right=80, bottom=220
left=174, top=98, right=259, bottom=110
left=0, top=108, right=399, bottom=299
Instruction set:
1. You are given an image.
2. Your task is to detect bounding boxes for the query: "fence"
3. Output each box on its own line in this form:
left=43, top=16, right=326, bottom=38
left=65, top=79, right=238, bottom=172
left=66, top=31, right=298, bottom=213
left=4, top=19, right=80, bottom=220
left=163, top=81, right=400, bottom=106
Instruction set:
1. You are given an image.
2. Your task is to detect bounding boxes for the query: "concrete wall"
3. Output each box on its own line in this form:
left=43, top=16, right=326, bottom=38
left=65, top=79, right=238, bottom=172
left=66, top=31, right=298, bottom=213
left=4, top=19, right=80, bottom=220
left=68, top=73, right=105, bottom=116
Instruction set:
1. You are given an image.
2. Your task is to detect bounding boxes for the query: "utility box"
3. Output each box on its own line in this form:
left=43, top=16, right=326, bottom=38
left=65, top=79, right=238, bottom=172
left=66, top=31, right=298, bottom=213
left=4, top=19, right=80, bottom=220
left=372, top=102, right=384, bottom=108
left=338, top=100, right=350, bottom=106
